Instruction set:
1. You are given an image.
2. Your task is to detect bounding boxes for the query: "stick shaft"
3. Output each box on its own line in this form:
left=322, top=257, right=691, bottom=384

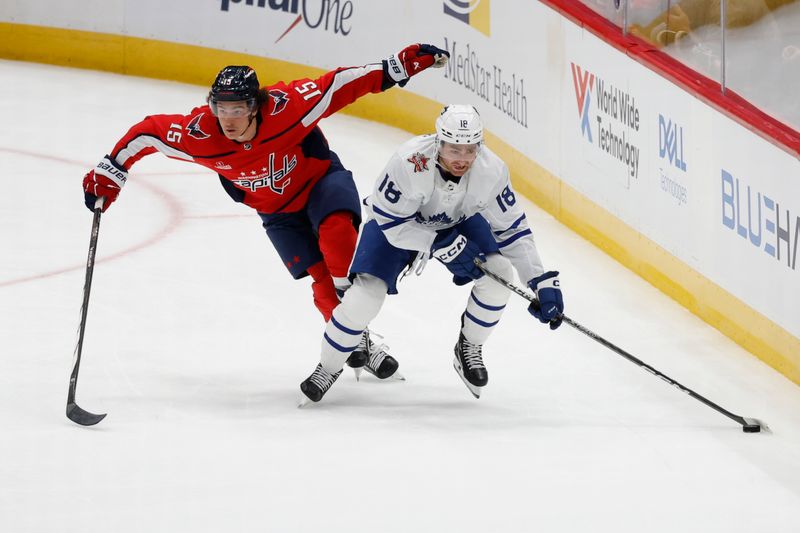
left=475, top=262, right=751, bottom=427
left=68, top=206, right=102, bottom=405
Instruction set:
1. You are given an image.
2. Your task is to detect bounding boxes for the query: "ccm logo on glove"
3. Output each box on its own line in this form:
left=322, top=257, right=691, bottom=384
left=433, top=234, right=468, bottom=263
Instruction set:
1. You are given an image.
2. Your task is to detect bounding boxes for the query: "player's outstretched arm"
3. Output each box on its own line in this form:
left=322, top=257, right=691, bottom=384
left=81, top=113, right=192, bottom=213
left=384, top=43, right=449, bottom=88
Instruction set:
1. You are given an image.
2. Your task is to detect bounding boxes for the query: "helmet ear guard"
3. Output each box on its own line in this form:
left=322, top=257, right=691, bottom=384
left=435, top=104, right=484, bottom=146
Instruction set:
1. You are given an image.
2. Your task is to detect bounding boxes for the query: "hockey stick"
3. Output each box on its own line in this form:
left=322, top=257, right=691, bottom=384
left=67, top=198, right=107, bottom=426
left=474, top=260, right=769, bottom=433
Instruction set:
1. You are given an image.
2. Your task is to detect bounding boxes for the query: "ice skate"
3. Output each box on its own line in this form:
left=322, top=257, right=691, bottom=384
left=299, top=363, right=343, bottom=406
left=350, top=330, right=404, bottom=381
left=453, top=333, right=487, bottom=398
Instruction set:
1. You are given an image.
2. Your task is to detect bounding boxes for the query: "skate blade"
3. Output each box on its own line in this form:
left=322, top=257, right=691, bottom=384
left=352, top=367, right=364, bottom=382
left=452, top=361, right=482, bottom=399
left=298, top=394, right=314, bottom=408
left=360, top=367, right=405, bottom=381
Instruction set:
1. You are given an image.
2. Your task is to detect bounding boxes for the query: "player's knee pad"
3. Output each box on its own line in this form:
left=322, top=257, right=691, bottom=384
left=335, top=274, right=388, bottom=329
left=475, top=253, right=513, bottom=301
left=462, top=254, right=512, bottom=344
left=483, top=253, right=513, bottom=277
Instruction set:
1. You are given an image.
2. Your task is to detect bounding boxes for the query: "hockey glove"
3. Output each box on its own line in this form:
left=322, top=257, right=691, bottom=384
left=432, top=233, right=485, bottom=281
left=528, top=271, right=564, bottom=330
left=83, top=155, right=128, bottom=212
left=384, top=43, right=449, bottom=87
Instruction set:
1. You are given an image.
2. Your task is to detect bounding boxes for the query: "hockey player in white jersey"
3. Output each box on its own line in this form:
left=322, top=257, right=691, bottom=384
left=299, top=105, right=564, bottom=403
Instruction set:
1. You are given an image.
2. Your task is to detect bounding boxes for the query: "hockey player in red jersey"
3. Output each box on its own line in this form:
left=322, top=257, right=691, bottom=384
left=82, top=44, right=449, bottom=378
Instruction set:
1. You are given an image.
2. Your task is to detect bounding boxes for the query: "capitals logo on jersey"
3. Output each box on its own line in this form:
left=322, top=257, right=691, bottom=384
left=407, top=152, right=430, bottom=173
left=187, top=113, right=210, bottom=140
left=231, top=152, right=297, bottom=194
left=269, top=89, right=289, bottom=116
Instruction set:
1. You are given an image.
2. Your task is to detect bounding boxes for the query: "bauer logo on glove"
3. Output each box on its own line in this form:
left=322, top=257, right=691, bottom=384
left=83, top=155, right=128, bottom=212
left=384, top=43, right=450, bottom=87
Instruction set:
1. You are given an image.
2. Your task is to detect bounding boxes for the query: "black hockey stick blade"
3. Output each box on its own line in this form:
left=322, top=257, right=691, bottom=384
left=740, top=417, right=770, bottom=434
left=67, top=402, right=107, bottom=426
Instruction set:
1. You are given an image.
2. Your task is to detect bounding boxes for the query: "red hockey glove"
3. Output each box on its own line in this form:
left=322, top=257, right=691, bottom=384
left=385, top=43, right=449, bottom=87
left=83, top=155, right=128, bottom=212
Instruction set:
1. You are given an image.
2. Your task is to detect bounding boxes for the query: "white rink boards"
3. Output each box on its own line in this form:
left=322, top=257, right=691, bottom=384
left=1, top=61, right=799, bottom=533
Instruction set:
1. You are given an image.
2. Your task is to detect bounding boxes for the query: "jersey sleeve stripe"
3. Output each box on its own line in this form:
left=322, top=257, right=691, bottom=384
left=497, top=228, right=533, bottom=248
left=114, top=135, right=194, bottom=167
left=378, top=219, right=412, bottom=231
left=301, top=64, right=384, bottom=128
left=372, top=205, right=416, bottom=222
left=493, top=214, right=527, bottom=236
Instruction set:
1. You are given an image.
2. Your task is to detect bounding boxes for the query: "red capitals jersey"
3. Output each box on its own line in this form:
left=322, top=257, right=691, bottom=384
left=109, top=63, right=387, bottom=213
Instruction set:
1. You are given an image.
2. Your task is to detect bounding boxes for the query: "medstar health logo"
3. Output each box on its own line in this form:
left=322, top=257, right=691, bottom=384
left=443, top=0, right=490, bottom=36
left=571, top=63, right=595, bottom=143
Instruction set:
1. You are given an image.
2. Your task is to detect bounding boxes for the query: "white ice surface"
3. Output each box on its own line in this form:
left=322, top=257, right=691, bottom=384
left=1, top=60, right=799, bottom=533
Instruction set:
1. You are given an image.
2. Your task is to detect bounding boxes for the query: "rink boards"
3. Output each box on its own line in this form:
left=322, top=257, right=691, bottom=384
left=1, top=0, right=797, bottom=384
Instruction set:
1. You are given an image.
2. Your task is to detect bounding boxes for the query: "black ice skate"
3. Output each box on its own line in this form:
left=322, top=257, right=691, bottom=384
left=299, top=363, right=343, bottom=406
left=453, top=333, right=488, bottom=398
left=350, top=330, right=403, bottom=381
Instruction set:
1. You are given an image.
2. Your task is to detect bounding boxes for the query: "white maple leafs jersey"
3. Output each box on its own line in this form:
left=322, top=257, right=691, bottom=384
left=365, top=134, right=547, bottom=284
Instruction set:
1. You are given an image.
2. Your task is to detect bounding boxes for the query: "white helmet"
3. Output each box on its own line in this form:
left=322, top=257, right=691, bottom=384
left=435, top=105, right=483, bottom=145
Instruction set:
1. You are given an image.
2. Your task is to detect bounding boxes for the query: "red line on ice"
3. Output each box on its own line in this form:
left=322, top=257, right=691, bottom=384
left=0, top=147, right=186, bottom=288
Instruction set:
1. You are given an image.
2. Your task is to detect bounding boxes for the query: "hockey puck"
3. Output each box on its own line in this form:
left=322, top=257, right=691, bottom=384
left=743, top=424, right=761, bottom=433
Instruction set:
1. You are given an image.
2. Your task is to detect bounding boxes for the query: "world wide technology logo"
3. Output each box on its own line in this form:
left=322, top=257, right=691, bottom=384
left=570, top=63, right=595, bottom=143
left=569, top=62, right=642, bottom=180
left=443, top=0, right=491, bottom=36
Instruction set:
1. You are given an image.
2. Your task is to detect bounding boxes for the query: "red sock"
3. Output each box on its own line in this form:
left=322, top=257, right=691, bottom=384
left=307, top=261, right=338, bottom=322
left=318, top=211, right=357, bottom=279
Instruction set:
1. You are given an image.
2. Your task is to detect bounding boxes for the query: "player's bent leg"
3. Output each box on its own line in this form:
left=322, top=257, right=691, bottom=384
left=461, top=253, right=512, bottom=345
left=317, top=210, right=358, bottom=293
left=321, top=274, right=388, bottom=374
left=453, top=253, right=512, bottom=398
left=300, top=274, right=390, bottom=405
